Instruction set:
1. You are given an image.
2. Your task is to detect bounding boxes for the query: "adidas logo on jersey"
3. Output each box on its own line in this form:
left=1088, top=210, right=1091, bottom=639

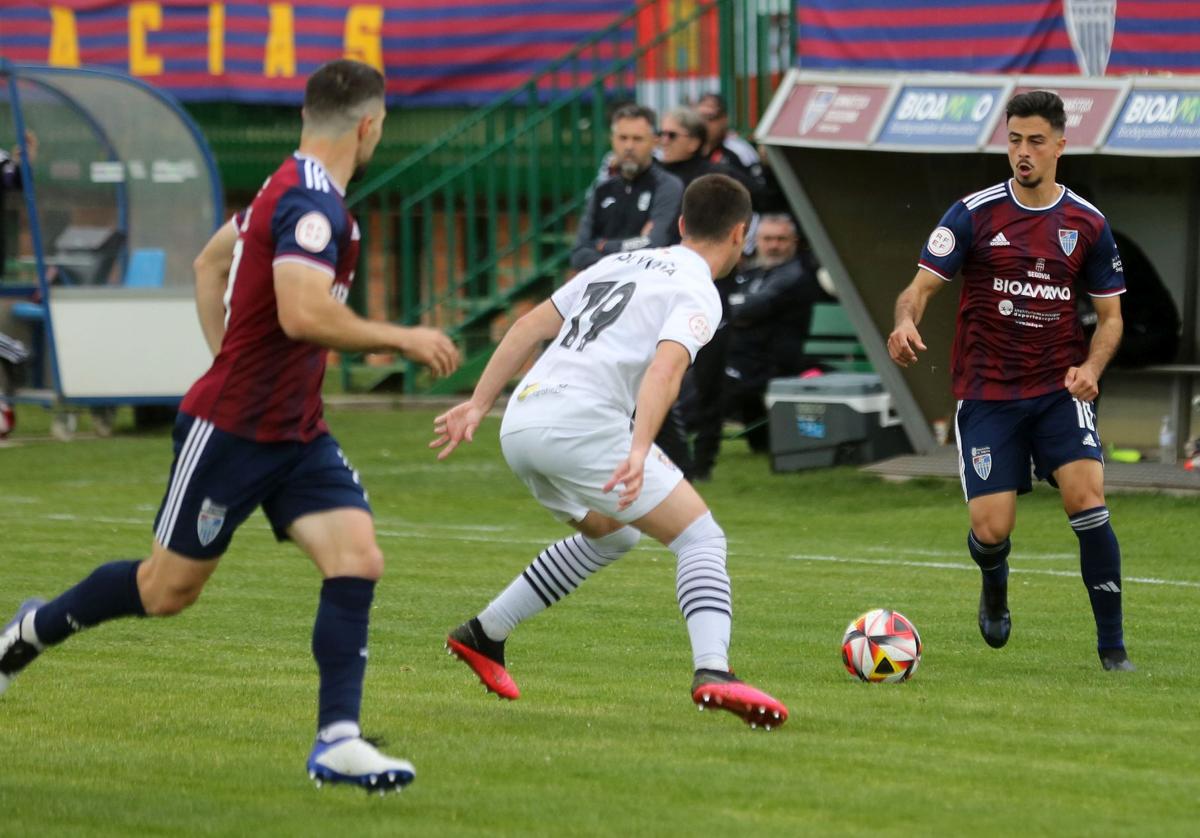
left=989, top=232, right=1010, bottom=247
left=1082, top=433, right=1097, bottom=448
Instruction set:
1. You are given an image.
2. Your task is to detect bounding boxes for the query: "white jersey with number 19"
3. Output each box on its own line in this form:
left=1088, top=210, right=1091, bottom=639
left=501, top=245, right=720, bottom=435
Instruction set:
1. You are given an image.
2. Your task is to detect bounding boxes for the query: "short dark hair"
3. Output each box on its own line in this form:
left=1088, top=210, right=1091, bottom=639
left=698, top=92, right=727, bottom=116
left=304, top=59, right=386, bottom=127
left=1006, top=90, right=1066, bottom=133
left=682, top=174, right=751, bottom=242
left=611, top=103, right=657, bottom=131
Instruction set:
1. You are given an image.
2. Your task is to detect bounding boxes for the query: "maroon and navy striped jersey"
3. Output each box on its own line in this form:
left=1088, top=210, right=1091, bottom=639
left=918, top=180, right=1125, bottom=401
left=180, top=153, right=359, bottom=442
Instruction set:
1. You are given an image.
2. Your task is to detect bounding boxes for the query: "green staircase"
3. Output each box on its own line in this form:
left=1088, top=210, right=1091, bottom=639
left=342, top=0, right=796, bottom=394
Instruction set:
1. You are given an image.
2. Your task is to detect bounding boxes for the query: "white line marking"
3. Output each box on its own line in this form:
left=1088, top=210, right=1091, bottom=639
left=862, top=545, right=1077, bottom=561
left=4, top=508, right=1197, bottom=589
left=788, top=553, right=1200, bottom=589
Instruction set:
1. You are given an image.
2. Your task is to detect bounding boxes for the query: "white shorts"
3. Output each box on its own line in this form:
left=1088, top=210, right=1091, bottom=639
left=500, top=425, right=684, bottom=524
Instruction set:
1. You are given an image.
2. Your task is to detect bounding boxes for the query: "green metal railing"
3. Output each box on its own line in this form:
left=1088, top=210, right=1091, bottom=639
left=343, top=0, right=796, bottom=394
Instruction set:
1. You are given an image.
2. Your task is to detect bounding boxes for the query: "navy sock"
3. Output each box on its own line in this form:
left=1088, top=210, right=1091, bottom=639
left=1070, top=506, right=1124, bottom=650
left=312, top=577, right=375, bottom=732
left=33, top=560, right=146, bottom=646
left=967, top=531, right=1011, bottom=587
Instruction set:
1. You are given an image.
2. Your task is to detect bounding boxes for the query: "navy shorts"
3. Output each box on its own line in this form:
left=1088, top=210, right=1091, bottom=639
left=955, top=390, right=1104, bottom=501
left=152, top=413, right=371, bottom=559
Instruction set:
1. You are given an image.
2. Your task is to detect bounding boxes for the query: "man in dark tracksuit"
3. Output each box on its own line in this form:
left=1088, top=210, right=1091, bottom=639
left=724, top=215, right=831, bottom=453
left=571, top=104, right=684, bottom=271
left=570, top=104, right=693, bottom=476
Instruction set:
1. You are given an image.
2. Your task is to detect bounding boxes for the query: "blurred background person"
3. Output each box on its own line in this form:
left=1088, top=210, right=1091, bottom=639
left=695, top=93, right=766, bottom=206
left=570, top=104, right=683, bottom=271
left=722, top=214, right=831, bottom=453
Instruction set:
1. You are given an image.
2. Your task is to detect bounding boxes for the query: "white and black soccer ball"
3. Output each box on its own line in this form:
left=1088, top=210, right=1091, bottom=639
left=841, top=608, right=923, bottom=683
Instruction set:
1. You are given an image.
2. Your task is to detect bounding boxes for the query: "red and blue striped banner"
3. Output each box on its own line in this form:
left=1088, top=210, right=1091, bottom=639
left=0, top=0, right=637, bottom=106
left=797, top=0, right=1200, bottom=76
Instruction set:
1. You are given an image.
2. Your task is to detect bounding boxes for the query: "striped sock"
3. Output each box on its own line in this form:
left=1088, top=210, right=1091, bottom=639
left=1070, top=506, right=1124, bottom=650
left=671, top=512, right=731, bottom=672
left=967, top=530, right=1011, bottom=588
left=478, top=527, right=641, bottom=641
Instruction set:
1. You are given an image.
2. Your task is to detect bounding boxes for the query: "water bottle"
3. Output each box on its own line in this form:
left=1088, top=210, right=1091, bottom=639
left=1159, top=415, right=1176, bottom=463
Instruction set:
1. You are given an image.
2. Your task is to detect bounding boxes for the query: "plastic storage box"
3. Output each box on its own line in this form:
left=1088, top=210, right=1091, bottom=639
left=764, top=373, right=911, bottom=471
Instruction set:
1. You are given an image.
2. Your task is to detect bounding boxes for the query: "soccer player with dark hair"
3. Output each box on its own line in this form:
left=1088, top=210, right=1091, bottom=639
left=0, top=59, right=461, bottom=790
left=888, top=90, right=1132, bottom=671
left=432, top=174, right=788, bottom=728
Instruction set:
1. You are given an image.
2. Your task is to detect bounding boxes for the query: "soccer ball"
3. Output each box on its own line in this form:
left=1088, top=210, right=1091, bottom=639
left=0, top=400, right=13, bottom=439
left=841, top=608, right=923, bottom=683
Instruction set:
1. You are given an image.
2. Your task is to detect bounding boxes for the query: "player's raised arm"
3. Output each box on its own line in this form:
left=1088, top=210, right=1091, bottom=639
left=888, top=268, right=944, bottom=367
left=193, top=218, right=239, bottom=355
left=602, top=339, right=691, bottom=509
left=431, top=298, right=565, bottom=459
left=273, top=261, right=459, bottom=376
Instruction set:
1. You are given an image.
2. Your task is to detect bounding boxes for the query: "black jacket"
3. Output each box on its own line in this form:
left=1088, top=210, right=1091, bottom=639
left=663, top=152, right=749, bottom=193
left=726, top=252, right=831, bottom=385
left=571, top=163, right=683, bottom=271
left=0, top=149, right=23, bottom=274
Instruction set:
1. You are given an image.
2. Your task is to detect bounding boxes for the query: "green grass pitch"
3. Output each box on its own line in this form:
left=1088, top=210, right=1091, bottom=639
left=1, top=406, right=1198, bottom=836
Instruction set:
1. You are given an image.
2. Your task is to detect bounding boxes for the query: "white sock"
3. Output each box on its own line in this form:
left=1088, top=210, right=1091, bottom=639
left=20, top=611, right=44, bottom=651
left=670, top=512, right=731, bottom=672
left=317, top=720, right=361, bottom=743
left=478, top=527, right=641, bottom=640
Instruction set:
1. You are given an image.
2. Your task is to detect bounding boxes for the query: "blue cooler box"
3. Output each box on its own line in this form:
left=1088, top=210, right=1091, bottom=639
left=765, top=373, right=912, bottom=472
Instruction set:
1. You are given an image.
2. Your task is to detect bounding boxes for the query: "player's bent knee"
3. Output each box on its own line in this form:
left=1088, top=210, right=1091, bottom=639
left=588, top=525, right=641, bottom=557
left=141, top=582, right=205, bottom=616
left=339, top=545, right=385, bottom=581
left=971, top=522, right=1012, bottom=545
left=1063, top=491, right=1106, bottom=516
left=669, top=511, right=726, bottom=557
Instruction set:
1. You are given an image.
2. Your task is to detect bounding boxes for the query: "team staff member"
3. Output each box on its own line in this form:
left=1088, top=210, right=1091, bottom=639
left=0, top=60, right=460, bottom=791
left=570, top=104, right=684, bottom=271
left=888, top=90, right=1132, bottom=671
left=433, top=175, right=788, bottom=729
left=720, top=215, right=830, bottom=460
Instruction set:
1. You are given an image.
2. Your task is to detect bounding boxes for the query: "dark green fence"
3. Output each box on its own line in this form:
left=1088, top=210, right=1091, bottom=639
left=343, top=0, right=796, bottom=393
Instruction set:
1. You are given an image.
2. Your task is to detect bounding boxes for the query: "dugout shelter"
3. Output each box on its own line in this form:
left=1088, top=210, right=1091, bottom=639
left=757, top=71, right=1200, bottom=459
left=0, top=61, right=221, bottom=414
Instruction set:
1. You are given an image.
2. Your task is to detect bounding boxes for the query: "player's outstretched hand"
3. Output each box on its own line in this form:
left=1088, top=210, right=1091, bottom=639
left=401, top=327, right=460, bottom=378
left=887, top=321, right=926, bottom=367
left=430, top=400, right=484, bottom=460
left=1064, top=364, right=1100, bottom=401
left=603, top=452, right=646, bottom=511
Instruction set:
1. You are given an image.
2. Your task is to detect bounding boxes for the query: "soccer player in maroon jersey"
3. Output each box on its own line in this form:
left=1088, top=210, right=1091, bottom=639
left=887, top=90, right=1133, bottom=671
left=0, top=60, right=460, bottom=790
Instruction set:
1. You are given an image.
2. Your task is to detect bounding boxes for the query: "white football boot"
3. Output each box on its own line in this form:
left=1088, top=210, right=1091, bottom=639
left=306, top=735, right=415, bottom=793
left=0, top=598, right=46, bottom=697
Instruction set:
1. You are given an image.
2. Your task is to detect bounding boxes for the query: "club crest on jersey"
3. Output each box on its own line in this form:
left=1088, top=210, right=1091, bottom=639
left=971, top=447, right=992, bottom=480
left=1058, top=229, right=1079, bottom=257
left=197, top=498, right=228, bottom=547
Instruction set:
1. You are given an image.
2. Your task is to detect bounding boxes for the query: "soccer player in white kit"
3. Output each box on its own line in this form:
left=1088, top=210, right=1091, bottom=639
left=431, top=174, right=787, bottom=729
